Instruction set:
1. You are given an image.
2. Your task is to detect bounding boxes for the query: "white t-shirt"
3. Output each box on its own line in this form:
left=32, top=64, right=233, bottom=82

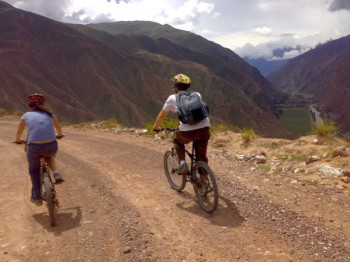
left=162, top=93, right=210, bottom=131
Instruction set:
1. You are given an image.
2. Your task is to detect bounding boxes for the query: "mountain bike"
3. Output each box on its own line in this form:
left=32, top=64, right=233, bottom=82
left=162, top=128, right=218, bottom=213
left=15, top=136, right=64, bottom=227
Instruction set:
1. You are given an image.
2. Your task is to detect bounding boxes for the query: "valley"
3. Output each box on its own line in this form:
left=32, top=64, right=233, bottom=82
left=276, top=93, right=320, bottom=137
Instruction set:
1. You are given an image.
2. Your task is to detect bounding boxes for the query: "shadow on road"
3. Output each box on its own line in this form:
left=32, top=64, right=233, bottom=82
left=32, top=206, right=82, bottom=235
left=175, top=191, right=245, bottom=228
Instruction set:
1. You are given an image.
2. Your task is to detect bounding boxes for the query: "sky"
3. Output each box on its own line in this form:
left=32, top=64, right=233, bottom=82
left=3, top=0, right=350, bottom=60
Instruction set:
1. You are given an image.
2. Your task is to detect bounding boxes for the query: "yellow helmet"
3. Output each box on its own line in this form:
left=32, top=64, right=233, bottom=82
left=171, top=74, right=191, bottom=85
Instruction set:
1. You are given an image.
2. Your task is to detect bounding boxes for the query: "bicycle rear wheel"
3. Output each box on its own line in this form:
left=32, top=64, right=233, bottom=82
left=192, top=161, right=218, bottom=213
left=164, top=150, right=186, bottom=192
left=43, top=174, right=56, bottom=227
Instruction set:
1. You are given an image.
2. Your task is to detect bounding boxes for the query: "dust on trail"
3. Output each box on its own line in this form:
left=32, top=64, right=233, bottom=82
left=1, top=117, right=350, bottom=262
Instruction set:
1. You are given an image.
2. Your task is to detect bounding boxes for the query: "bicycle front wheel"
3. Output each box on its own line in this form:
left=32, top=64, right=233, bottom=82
left=164, top=150, right=186, bottom=192
left=43, top=174, right=56, bottom=227
left=192, top=161, right=218, bottom=213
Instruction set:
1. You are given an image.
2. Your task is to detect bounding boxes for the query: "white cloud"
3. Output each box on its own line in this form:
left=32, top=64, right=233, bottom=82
left=3, top=0, right=350, bottom=59
left=253, top=27, right=272, bottom=36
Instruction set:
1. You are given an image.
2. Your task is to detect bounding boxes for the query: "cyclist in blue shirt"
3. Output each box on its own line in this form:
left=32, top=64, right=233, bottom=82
left=15, top=94, right=64, bottom=206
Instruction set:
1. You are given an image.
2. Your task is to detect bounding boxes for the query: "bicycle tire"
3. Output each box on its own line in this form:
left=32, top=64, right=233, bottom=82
left=163, top=150, right=186, bottom=192
left=43, top=174, right=56, bottom=227
left=192, top=161, right=218, bottom=213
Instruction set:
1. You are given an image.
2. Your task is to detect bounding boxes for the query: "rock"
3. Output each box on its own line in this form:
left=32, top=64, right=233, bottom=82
left=258, top=151, right=267, bottom=157
left=343, top=170, right=350, bottom=177
left=332, top=146, right=348, bottom=158
left=294, top=168, right=302, bottom=174
left=135, top=129, right=148, bottom=135
left=255, top=155, right=267, bottom=164
left=305, top=155, right=320, bottom=165
left=123, top=246, right=132, bottom=253
left=318, top=164, right=343, bottom=177
left=341, top=177, right=350, bottom=184
left=236, top=153, right=245, bottom=161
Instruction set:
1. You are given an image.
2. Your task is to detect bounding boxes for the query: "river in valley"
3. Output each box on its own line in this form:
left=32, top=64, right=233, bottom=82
left=309, top=104, right=323, bottom=124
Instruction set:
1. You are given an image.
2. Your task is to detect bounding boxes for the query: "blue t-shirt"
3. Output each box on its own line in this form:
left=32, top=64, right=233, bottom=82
left=22, top=111, right=56, bottom=144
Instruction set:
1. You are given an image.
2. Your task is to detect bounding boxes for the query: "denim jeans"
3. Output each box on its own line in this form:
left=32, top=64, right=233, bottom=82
left=26, top=141, right=58, bottom=200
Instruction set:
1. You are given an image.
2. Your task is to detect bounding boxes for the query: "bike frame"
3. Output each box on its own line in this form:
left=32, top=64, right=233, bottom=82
left=40, top=157, right=52, bottom=184
left=182, top=141, right=203, bottom=187
left=40, top=157, right=57, bottom=201
left=163, top=127, right=218, bottom=213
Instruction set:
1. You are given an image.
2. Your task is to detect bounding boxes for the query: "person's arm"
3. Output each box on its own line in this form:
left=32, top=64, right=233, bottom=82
left=16, top=120, right=26, bottom=143
left=153, top=110, right=169, bottom=131
left=52, top=116, right=63, bottom=137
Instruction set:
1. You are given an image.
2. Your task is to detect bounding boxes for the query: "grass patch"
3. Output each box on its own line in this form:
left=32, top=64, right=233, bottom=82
left=241, top=128, right=255, bottom=144
left=261, top=142, right=279, bottom=150
left=279, top=107, right=313, bottom=137
left=313, top=120, right=336, bottom=137
left=259, top=165, right=271, bottom=172
left=100, top=118, right=121, bottom=130
left=275, top=154, right=305, bottom=162
left=309, top=179, right=320, bottom=186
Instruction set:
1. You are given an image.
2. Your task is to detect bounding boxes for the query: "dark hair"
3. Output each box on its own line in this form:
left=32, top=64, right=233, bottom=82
left=31, top=104, right=54, bottom=117
left=175, top=83, right=191, bottom=91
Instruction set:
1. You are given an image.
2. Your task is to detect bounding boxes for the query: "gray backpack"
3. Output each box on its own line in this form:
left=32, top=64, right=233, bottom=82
left=175, top=91, right=209, bottom=125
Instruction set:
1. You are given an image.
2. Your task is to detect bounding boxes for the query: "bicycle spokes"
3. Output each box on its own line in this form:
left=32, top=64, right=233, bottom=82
left=192, top=162, right=218, bottom=213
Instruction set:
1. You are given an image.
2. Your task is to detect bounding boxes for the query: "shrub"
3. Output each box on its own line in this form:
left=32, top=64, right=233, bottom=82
left=0, top=108, right=8, bottom=116
left=11, top=109, right=23, bottom=116
left=313, top=120, right=336, bottom=137
left=100, top=118, right=121, bottom=130
left=145, top=116, right=179, bottom=136
left=241, top=128, right=255, bottom=144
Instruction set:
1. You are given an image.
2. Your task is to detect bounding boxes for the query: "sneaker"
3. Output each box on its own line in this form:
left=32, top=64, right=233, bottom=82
left=53, top=172, right=64, bottom=184
left=177, top=163, right=189, bottom=175
left=30, top=197, right=43, bottom=206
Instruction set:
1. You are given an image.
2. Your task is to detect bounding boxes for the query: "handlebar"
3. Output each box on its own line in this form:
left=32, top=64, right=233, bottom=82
left=13, top=134, right=65, bottom=144
left=13, top=140, right=26, bottom=144
left=153, top=127, right=178, bottom=133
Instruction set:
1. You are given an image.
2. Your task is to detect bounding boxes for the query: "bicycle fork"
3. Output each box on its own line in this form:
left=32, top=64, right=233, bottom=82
left=41, top=170, right=60, bottom=208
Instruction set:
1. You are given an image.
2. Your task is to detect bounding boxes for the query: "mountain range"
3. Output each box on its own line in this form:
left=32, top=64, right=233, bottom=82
left=0, top=1, right=291, bottom=138
left=243, top=57, right=288, bottom=76
left=268, top=35, right=350, bottom=134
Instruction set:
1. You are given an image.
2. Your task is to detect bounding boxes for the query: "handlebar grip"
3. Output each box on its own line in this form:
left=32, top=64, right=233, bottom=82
left=162, top=127, right=178, bottom=132
left=13, top=140, right=26, bottom=144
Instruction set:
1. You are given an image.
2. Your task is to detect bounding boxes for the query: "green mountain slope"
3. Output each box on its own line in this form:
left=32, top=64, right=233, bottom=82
left=0, top=2, right=291, bottom=137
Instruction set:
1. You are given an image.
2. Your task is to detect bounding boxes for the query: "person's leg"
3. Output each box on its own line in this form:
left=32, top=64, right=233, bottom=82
left=26, top=145, right=42, bottom=204
left=44, top=141, right=63, bottom=183
left=47, top=156, right=57, bottom=171
left=174, top=131, right=192, bottom=161
left=194, top=127, right=211, bottom=163
left=193, top=127, right=211, bottom=188
left=174, top=130, right=194, bottom=174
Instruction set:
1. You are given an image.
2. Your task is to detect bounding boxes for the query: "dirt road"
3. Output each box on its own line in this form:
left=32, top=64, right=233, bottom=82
left=1, top=118, right=350, bottom=261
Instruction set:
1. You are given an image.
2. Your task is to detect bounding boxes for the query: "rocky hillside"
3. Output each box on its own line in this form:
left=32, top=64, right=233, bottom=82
left=65, top=117, right=350, bottom=197
left=0, top=1, right=291, bottom=138
left=268, top=35, right=350, bottom=134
